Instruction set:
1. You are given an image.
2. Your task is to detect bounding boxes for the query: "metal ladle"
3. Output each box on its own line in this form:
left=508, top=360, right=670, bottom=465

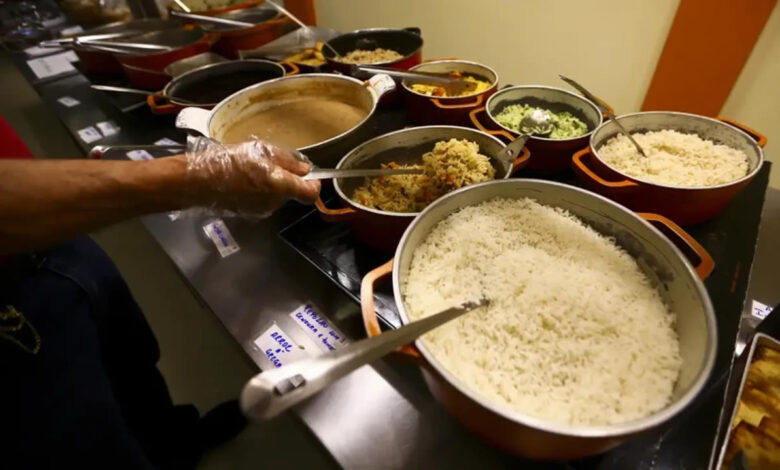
left=559, top=74, right=647, bottom=157
left=240, top=298, right=488, bottom=420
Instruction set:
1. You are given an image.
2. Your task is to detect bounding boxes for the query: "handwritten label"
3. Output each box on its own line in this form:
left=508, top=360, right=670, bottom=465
left=77, top=126, right=102, bottom=143
left=751, top=300, right=773, bottom=320
left=368, top=73, right=396, bottom=97
left=289, top=304, right=347, bottom=353
left=253, top=323, right=310, bottom=368
left=97, top=120, right=120, bottom=137
left=155, top=138, right=183, bottom=153
left=60, top=25, right=84, bottom=36
left=27, top=52, right=75, bottom=79
left=126, top=149, right=153, bottom=161
left=24, top=46, right=58, bottom=57
left=57, top=96, right=80, bottom=107
left=202, top=219, right=239, bottom=257
left=63, top=51, right=78, bottom=63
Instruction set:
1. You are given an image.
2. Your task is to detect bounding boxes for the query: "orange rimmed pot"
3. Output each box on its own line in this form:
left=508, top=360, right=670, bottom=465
left=200, top=7, right=291, bottom=59
left=360, top=179, right=716, bottom=460
left=470, top=85, right=603, bottom=173
left=315, top=126, right=529, bottom=252
left=145, top=59, right=297, bottom=114
left=402, top=59, right=498, bottom=126
left=117, top=30, right=220, bottom=90
left=572, top=112, right=767, bottom=226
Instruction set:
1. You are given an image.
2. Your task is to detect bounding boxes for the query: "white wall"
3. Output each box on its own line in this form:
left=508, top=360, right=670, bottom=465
left=721, top=4, right=780, bottom=189
left=315, top=0, right=679, bottom=113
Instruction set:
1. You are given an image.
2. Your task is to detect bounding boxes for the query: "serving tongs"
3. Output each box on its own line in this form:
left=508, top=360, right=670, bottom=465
left=169, top=10, right=255, bottom=29
left=240, top=298, right=488, bottom=420
left=353, top=65, right=477, bottom=95
left=88, top=144, right=424, bottom=180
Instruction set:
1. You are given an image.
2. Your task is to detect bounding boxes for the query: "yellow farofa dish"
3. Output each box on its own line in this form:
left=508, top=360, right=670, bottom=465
left=403, top=197, right=682, bottom=426
left=598, top=129, right=749, bottom=187
left=338, top=48, right=404, bottom=64
left=352, top=139, right=495, bottom=213
left=409, top=71, right=492, bottom=97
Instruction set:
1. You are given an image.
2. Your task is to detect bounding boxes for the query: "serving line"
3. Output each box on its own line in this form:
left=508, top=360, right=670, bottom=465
left=9, top=54, right=779, bottom=469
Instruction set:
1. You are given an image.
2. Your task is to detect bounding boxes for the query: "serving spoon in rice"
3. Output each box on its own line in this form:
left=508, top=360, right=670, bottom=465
left=559, top=75, right=648, bottom=158
left=239, top=298, right=489, bottom=420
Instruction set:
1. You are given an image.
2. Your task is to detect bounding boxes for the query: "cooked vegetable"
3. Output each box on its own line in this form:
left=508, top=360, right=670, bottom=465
left=495, top=103, right=588, bottom=139
left=409, top=71, right=491, bottom=97
left=337, top=48, right=403, bottom=64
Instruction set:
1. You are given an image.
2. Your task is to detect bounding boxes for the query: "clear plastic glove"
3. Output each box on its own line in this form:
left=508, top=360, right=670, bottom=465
left=184, top=137, right=320, bottom=218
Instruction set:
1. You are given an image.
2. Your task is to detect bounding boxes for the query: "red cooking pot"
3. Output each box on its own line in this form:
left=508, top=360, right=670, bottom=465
left=470, top=85, right=603, bottom=173
left=402, top=59, right=498, bottom=126
left=200, top=7, right=291, bottom=59
left=315, top=126, right=529, bottom=252
left=323, top=27, right=423, bottom=74
left=117, top=29, right=220, bottom=89
left=571, top=112, right=767, bottom=225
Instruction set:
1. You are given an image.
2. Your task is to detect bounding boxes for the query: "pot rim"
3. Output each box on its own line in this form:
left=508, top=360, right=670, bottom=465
left=163, top=59, right=285, bottom=107
left=391, top=178, right=716, bottom=439
left=402, top=59, right=499, bottom=100
left=325, top=27, right=424, bottom=66
left=333, top=125, right=510, bottom=218
left=202, top=73, right=382, bottom=152
left=203, top=7, right=283, bottom=33
left=485, top=85, right=604, bottom=143
left=114, top=30, right=212, bottom=60
left=588, top=111, right=765, bottom=191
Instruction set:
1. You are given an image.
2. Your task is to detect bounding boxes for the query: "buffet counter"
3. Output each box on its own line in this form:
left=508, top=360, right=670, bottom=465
left=9, top=50, right=780, bottom=469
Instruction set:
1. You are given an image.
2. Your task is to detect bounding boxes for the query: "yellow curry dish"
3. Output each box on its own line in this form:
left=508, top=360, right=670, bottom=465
left=352, top=138, right=495, bottom=213
left=409, top=71, right=492, bottom=97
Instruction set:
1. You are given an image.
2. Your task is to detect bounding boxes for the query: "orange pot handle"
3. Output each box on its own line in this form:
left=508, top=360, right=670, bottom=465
left=512, top=146, right=531, bottom=173
left=146, top=94, right=177, bottom=114
left=431, top=94, right=484, bottom=110
left=279, top=60, right=299, bottom=76
left=572, top=147, right=639, bottom=191
left=469, top=106, right=515, bottom=142
left=638, top=213, right=715, bottom=280
left=716, top=117, right=767, bottom=148
left=315, top=196, right=358, bottom=222
left=360, top=259, right=421, bottom=359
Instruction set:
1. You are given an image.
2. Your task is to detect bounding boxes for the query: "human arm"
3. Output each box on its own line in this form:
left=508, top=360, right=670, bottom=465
left=0, top=141, right=319, bottom=255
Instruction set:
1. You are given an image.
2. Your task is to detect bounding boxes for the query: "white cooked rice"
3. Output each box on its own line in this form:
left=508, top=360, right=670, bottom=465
left=402, top=197, right=682, bottom=426
left=597, top=129, right=749, bottom=187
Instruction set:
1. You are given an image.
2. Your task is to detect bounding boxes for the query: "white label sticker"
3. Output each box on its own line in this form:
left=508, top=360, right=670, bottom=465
left=24, top=46, right=59, bottom=57
left=57, top=96, right=80, bottom=107
left=203, top=219, right=240, bottom=257
left=27, top=52, right=76, bottom=79
left=126, top=149, right=154, bottom=161
left=96, top=120, right=120, bottom=137
left=751, top=300, right=773, bottom=320
left=167, top=211, right=181, bottom=221
left=60, top=25, right=84, bottom=36
left=289, top=304, right=347, bottom=353
left=253, top=323, right=311, bottom=368
left=77, top=126, right=102, bottom=143
left=368, top=73, right=396, bottom=97
left=155, top=138, right=183, bottom=153
left=63, top=51, right=79, bottom=63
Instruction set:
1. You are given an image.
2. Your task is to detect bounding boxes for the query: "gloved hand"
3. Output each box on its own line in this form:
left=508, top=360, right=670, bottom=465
left=185, top=137, right=320, bottom=218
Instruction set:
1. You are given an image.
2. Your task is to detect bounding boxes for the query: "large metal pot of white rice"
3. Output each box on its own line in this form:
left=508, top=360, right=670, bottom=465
left=572, top=111, right=767, bottom=225
left=361, top=179, right=717, bottom=459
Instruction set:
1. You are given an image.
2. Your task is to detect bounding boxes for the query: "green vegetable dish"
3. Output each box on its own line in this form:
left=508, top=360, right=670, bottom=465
left=495, top=104, right=589, bottom=139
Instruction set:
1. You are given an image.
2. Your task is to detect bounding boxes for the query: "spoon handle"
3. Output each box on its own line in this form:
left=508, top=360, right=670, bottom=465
left=559, top=75, right=648, bottom=157
left=239, top=298, right=488, bottom=420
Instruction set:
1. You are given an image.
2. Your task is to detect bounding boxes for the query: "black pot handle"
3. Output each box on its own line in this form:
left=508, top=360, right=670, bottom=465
left=403, top=27, right=422, bottom=36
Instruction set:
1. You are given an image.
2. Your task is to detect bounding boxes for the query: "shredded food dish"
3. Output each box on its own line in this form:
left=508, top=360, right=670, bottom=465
left=403, top=197, right=682, bottom=426
left=409, top=70, right=491, bottom=97
left=352, top=139, right=495, bottom=213
left=337, top=48, right=403, bottom=64
left=495, top=103, right=588, bottom=139
left=597, top=129, right=750, bottom=187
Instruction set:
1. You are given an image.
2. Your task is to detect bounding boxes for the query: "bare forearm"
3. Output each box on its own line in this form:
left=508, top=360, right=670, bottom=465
left=0, top=156, right=200, bottom=254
